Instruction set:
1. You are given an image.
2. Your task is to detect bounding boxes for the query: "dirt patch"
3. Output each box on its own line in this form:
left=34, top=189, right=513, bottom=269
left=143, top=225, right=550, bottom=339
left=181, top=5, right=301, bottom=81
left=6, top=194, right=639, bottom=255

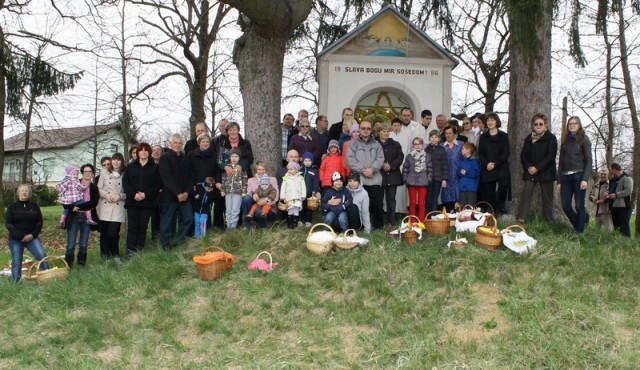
left=338, top=325, right=373, bottom=362
left=442, top=283, right=510, bottom=344
left=610, top=312, right=634, bottom=345
left=320, top=290, right=345, bottom=303
left=95, top=345, right=122, bottom=364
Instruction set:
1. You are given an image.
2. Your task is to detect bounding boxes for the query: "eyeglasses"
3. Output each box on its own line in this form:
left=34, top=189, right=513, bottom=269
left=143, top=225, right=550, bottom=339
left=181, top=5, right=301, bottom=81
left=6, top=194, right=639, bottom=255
left=300, top=125, right=310, bottom=128
left=102, top=163, right=109, bottom=167
left=533, top=122, right=545, bottom=126
left=360, top=127, right=372, bottom=131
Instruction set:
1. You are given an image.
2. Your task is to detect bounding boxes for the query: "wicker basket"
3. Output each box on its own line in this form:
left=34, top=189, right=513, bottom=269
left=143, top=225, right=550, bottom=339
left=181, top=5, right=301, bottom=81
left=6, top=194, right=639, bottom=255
left=306, top=197, right=320, bottom=211
left=277, top=199, right=288, bottom=212
left=334, top=229, right=361, bottom=250
left=424, top=208, right=450, bottom=235
left=193, top=246, right=234, bottom=281
left=306, top=223, right=336, bottom=255
left=451, top=234, right=467, bottom=248
left=475, top=215, right=502, bottom=249
left=400, top=215, right=421, bottom=245
left=27, top=256, right=69, bottom=283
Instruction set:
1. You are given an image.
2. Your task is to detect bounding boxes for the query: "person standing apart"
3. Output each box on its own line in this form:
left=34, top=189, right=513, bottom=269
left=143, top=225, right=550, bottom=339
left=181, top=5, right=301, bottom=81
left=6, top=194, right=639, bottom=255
left=605, top=163, right=633, bottom=237
left=5, top=185, right=49, bottom=282
left=97, top=153, right=127, bottom=259
left=588, top=168, right=613, bottom=231
left=516, top=114, right=558, bottom=223
left=557, top=116, right=592, bottom=234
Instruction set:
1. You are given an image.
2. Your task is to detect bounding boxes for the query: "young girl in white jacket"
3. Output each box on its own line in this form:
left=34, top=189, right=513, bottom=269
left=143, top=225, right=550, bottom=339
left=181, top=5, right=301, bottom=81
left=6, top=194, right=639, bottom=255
left=280, top=161, right=306, bottom=228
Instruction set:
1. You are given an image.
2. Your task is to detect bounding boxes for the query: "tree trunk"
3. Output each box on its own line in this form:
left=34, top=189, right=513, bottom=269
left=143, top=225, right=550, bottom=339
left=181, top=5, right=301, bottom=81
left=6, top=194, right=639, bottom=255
left=21, top=87, right=37, bottom=183
left=0, top=24, right=6, bottom=220
left=187, top=48, right=209, bottom=137
left=223, top=0, right=313, bottom=173
left=603, top=20, right=614, bottom=167
left=617, top=5, right=640, bottom=236
left=233, top=20, right=289, bottom=173
left=505, top=0, right=553, bottom=214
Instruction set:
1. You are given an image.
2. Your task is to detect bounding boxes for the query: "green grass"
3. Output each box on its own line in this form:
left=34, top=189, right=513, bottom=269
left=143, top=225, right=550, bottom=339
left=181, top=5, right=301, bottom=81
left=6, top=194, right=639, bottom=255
left=1, top=207, right=639, bottom=368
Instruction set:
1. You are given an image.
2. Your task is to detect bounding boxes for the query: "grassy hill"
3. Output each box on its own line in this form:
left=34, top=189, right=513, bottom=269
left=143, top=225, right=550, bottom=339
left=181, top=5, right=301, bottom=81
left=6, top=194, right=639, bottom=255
left=0, top=206, right=638, bottom=368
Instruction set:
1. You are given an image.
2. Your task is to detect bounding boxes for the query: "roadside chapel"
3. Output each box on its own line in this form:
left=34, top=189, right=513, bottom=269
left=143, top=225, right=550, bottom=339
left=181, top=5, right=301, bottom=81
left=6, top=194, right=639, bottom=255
left=316, top=5, right=459, bottom=122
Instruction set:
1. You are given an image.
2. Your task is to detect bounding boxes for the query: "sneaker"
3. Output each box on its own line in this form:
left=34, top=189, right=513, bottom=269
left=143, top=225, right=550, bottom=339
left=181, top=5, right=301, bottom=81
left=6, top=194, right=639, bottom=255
left=86, top=220, right=98, bottom=226
left=245, top=213, right=254, bottom=219
left=305, top=222, right=312, bottom=227
left=297, top=221, right=303, bottom=227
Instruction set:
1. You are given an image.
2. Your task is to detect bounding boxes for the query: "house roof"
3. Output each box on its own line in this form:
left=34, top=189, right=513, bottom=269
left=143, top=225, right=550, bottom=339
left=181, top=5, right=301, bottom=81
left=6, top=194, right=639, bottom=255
left=317, top=4, right=458, bottom=65
left=4, top=123, right=121, bottom=153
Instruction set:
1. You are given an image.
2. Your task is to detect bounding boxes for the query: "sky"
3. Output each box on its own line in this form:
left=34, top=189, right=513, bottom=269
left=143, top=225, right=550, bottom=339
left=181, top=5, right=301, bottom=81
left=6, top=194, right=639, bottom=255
left=2, top=0, right=638, bottom=163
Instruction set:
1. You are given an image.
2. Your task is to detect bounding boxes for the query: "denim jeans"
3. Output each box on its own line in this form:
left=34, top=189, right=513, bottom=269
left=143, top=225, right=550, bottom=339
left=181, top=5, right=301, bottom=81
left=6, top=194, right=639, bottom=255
left=66, top=214, right=91, bottom=266
left=560, top=172, right=587, bottom=233
left=160, top=200, right=193, bottom=249
left=427, top=181, right=442, bottom=212
left=325, top=211, right=348, bottom=231
left=225, top=194, right=242, bottom=229
left=242, top=196, right=276, bottom=228
left=9, top=237, right=48, bottom=282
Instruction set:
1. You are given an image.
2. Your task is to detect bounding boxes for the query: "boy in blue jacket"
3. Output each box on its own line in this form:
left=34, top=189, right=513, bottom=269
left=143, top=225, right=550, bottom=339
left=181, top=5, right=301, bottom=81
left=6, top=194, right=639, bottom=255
left=457, top=142, right=480, bottom=205
left=321, top=171, right=353, bottom=231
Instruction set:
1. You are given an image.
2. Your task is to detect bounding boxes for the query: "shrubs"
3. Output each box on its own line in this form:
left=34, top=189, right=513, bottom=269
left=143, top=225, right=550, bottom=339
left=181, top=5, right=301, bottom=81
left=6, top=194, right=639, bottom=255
left=1, top=184, right=58, bottom=206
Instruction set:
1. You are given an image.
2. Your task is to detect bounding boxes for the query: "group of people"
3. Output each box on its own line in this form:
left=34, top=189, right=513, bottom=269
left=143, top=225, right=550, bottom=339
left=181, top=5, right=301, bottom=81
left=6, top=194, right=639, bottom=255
left=4, top=108, right=634, bottom=283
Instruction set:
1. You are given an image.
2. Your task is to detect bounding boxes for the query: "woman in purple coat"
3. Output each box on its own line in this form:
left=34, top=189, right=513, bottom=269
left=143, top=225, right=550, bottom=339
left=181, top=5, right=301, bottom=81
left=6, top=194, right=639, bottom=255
left=441, top=125, right=464, bottom=211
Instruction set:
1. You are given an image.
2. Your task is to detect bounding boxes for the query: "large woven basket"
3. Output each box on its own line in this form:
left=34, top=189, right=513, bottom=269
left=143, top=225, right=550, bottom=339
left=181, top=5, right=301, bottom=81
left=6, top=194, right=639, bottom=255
left=27, top=256, right=69, bottom=283
left=193, top=246, right=234, bottom=281
left=334, top=229, right=360, bottom=250
left=306, top=197, right=320, bottom=211
left=306, top=223, right=336, bottom=255
left=475, top=215, right=502, bottom=249
left=424, top=208, right=450, bottom=235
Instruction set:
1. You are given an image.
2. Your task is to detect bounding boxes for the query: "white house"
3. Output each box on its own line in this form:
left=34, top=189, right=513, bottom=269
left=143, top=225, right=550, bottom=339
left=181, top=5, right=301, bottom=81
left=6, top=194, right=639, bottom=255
left=317, top=5, right=458, bottom=122
left=3, top=123, right=125, bottom=185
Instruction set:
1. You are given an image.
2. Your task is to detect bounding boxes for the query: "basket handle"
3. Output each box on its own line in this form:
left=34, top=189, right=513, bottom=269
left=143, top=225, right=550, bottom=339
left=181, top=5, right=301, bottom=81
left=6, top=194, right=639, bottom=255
left=343, top=228, right=357, bottom=240
left=462, top=204, right=474, bottom=211
left=254, top=251, right=273, bottom=269
left=307, top=223, right=336, bottom=238
left=474, top=201, right=495, bottom=216
left=27, top=256, right=66, bottom=279
left=503, top=225, right=526, bottom=234
left=400, top=215, right=420, bottom=226
left=202, top=246, right=231, bottom=262
left=483, top=214, right=498, bottom=228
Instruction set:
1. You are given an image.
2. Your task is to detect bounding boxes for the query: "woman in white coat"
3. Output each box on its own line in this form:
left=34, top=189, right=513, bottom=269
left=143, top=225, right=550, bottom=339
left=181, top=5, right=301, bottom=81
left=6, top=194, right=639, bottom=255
left=97, top=152, right=127, bottom=259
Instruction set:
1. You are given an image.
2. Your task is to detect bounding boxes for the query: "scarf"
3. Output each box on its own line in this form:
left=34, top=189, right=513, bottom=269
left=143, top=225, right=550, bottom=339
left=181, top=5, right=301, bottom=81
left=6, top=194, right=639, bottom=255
left=81, top=178, right=91, bottom=202
left=568, top=133, right=577, bottom=141
left=229, top=136, right=240, bottom=148
left=410, top=148, right=427, bottom=173
left=299, top=132, right=312, bottom=140
left=531, top=130, right=544, bottom=143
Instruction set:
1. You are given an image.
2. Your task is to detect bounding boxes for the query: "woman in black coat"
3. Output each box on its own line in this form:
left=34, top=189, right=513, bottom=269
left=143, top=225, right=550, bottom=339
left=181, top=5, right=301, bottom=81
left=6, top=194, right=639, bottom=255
left=122, top=143, right=161, bottom=254
left=516, top=114, right=558, bottom=223
left=477, top=112, right=511, bottom=214
left=376, top=122, right=404, bottom=225
left=189, top=133, right=220, bottom=232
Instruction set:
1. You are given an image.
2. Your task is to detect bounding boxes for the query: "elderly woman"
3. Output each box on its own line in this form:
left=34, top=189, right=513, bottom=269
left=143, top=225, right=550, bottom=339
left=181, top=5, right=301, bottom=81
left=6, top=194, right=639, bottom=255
left=516, top=114, right=558, bottom=223
left=123, top=143, right=160, bottom=255
left=5, top=185, right=49, bottom=282
left=97, top=153, right=126, bottom=259
left=289, top=118, right=320, bottom=161
left=189, top=133, right=219, bottom=232
left=64, top=164, right=100, bottom=267
left=216, top=121, right=254, bottom=177
left=478, top=113, right=511, bottom=214
left=557, top=116, right=592, bottom=233
left=441, top=125, right=464, bottom=211
left=241, top=161, right=280, bottom=228
left=376, top=122, right=404, bottom=225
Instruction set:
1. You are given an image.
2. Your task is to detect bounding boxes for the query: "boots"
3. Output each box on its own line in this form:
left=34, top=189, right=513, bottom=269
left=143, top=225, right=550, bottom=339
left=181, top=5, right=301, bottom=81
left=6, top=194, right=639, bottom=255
left=293, top=216, right=300, bottom=228
left=77, top=251, right=87, bottom=266
left=64, top=253, right=74, bottom=268
left=287, top=215, right=295, bottom=229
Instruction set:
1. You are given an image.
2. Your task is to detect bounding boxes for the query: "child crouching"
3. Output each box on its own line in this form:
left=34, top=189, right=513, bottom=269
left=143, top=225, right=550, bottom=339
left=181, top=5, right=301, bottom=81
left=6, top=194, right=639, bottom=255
left=321, top=172, right=353, bottom=232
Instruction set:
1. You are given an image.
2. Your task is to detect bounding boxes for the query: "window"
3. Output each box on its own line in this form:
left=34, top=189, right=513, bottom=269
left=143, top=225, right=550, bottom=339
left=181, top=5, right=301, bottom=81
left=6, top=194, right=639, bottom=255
left=111, top=144, right=118, bottom=153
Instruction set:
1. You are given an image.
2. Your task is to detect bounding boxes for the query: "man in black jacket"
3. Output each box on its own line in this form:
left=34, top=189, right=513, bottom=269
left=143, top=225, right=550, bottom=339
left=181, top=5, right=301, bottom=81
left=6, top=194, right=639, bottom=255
left=159, top=134, right=194, bottom=249
left=328, top=107, right=354, bottom=142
